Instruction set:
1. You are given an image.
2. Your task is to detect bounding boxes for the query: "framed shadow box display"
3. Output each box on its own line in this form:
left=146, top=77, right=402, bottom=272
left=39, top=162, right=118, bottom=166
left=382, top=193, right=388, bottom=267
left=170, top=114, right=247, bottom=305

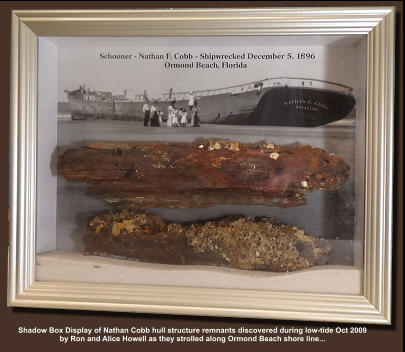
left=8, top=7, right=395, bottom=324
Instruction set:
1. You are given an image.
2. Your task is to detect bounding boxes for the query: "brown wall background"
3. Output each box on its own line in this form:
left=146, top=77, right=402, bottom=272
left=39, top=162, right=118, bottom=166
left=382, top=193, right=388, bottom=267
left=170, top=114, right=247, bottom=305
left=0, top=2, right=402, bottom=352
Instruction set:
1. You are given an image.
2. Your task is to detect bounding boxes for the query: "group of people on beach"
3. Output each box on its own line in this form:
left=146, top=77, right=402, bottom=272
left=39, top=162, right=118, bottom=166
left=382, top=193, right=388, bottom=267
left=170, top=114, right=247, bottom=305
left=142, top=91, right=200, bottom=128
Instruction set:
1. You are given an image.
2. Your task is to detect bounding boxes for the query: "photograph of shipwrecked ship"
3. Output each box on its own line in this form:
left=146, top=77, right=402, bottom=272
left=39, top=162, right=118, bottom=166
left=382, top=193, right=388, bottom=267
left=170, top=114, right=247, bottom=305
left=63, top=76, right=356, bottom=127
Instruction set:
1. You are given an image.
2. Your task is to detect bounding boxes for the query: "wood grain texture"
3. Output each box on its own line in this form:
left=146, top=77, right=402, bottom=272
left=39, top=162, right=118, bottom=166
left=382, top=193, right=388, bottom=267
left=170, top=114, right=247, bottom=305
left=57, top=139, right=350, bottom=208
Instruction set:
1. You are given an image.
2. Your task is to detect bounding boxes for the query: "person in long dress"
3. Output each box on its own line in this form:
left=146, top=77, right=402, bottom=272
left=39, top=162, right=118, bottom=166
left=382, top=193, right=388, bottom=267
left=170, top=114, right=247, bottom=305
left=180, top=108, right=188, bottom=127
left=167, top=100, right=176, bottom=127
left=150, top=101, right=158, bottom=126
left=172, top=107, right=179, bottom=127
left=188, top=91, right=195, bottom=111
left=191, top=102, right=200, bottom=127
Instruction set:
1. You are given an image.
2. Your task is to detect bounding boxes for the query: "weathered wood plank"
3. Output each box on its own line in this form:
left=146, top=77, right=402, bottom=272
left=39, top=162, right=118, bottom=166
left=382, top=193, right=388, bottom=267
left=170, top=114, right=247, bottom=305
left=57, top=139, right=350, bottom=208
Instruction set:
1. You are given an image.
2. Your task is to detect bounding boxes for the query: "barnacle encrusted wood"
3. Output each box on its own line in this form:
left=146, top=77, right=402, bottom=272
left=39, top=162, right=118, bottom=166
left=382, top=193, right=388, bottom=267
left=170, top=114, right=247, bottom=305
left=57, top=139, right=349, bottom=208
left=84, top=211, right=331, bottom=272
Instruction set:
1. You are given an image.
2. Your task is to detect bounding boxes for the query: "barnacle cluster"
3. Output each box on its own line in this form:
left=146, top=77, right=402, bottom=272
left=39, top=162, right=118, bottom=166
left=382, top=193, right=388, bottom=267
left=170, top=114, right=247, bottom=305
left=182, top=217, right=329, bottom=271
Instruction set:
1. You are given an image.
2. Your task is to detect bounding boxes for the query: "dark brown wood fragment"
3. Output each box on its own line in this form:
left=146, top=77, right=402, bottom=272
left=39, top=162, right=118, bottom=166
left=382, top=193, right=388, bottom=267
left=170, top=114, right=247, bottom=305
left=57, top=139, right=350, bottom=208
left=84, top=211, right=330, bottom=272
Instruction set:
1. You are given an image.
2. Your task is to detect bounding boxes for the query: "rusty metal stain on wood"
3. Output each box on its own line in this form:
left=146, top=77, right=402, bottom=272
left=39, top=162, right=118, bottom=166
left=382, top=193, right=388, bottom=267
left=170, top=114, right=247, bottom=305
left=57, top=139, right=350, bottom=208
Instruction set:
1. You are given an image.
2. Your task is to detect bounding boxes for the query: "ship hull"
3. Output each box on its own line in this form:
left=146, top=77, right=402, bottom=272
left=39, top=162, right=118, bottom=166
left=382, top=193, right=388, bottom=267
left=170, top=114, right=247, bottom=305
left=113, top=101, right=144, bottom=120
left=67, top=94, right=114, bottom=120
left=247, top=87, right=356, bottom=127
left=114, top=87, right=355, bottom=127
